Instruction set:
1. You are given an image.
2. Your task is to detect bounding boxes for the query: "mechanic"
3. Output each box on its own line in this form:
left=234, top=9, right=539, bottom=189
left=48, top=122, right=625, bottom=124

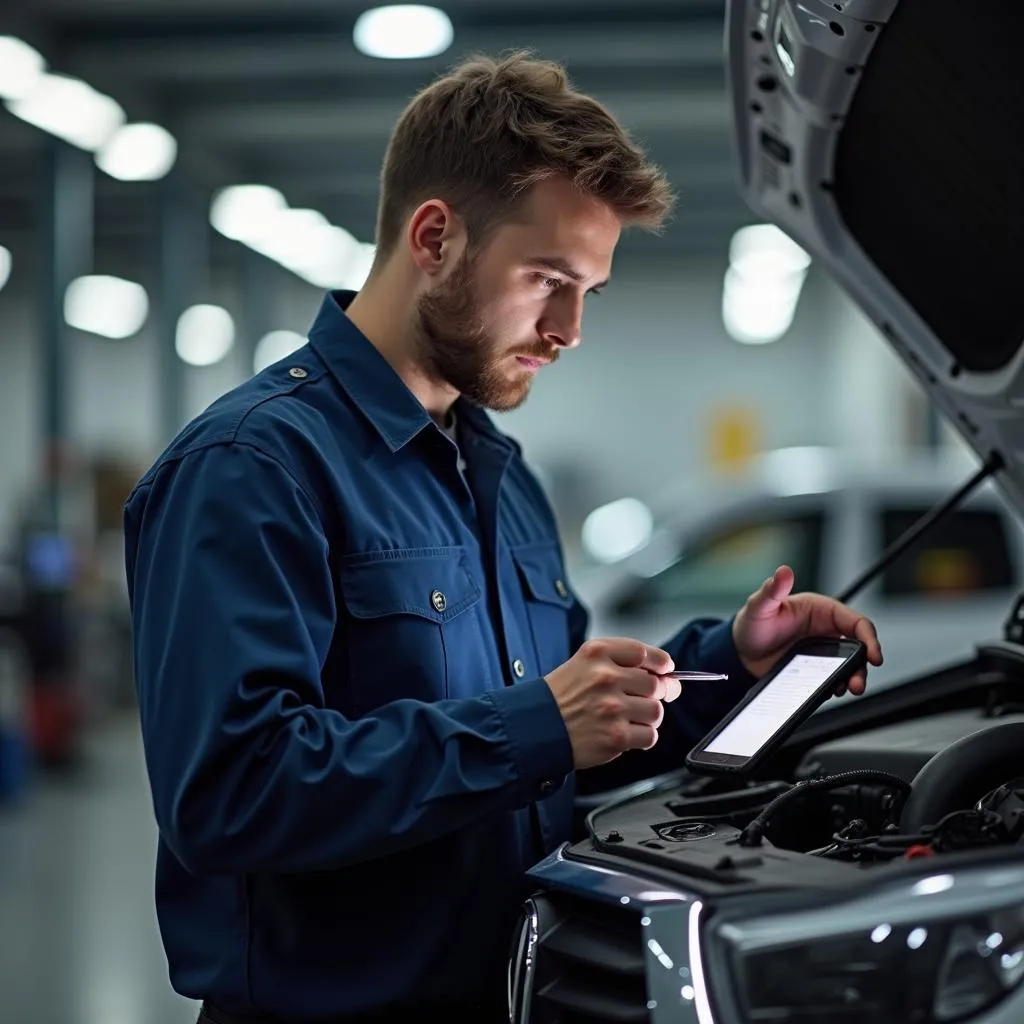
left=124, top=52, right=882, bottom=1024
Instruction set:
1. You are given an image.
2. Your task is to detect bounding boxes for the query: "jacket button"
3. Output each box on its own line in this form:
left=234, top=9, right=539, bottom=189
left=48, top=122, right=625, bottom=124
left=555, top=579, right=568, bottom=599
left=431, top=590, right=447, bottom=613
left=288, top=367, right=308, bottom=379
left=512, top=658, right=526, bottom=678
left=539, top=780, right=555, bottom=796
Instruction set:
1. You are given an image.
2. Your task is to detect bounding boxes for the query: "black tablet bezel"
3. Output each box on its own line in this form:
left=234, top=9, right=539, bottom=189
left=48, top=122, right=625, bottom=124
left=685, top=636, right=867, bottom=776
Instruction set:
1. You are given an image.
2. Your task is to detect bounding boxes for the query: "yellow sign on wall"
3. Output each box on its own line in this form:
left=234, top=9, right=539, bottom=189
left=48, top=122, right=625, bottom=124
left=709, top=406, right=759, bottom=473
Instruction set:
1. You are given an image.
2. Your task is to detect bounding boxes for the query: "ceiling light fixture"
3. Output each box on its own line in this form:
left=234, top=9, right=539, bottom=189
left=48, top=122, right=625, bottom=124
left=175, top=304, right=236, bottom=367
left=0, top=36, right=46, bottom=101
left=64, top=275, right=149, bottom=339
left=246, top=207, right=334, bottom=269
left=210, top=184, right=288, bottom=243
left=0, top=37, right=177, bottom=180
left=7, top=72, right=125, bottom=151
left=210, top=186, right=376, bottom=291
left=353, top=5, right=454, bottom=60
left=282, top=224, right=362, bottom=286
left=0, top=246, right=11, bottom=292
left=729, top=223, right=811, bottom=278
left=722, top=223, right=811, bottom=344
left=96, top=122, right=178, bottom=181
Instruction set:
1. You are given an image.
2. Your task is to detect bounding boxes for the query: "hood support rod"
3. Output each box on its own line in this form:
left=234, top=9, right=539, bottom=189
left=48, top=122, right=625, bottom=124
left=834, top=451, right=1006, bottom=605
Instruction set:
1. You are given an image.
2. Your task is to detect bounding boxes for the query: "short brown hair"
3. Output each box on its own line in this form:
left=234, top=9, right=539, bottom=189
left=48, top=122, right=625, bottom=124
left=374, top=51, right=675, bottom=259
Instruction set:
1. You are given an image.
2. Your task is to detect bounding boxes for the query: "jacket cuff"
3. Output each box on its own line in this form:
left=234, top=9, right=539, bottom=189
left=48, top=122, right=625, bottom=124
left=486, top=678, right=574, bottom=805
left=699, top=616, right=758, bottom=691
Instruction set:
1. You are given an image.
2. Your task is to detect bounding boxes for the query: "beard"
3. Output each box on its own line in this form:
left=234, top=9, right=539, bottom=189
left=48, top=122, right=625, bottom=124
left=415, top=253, right=556, bottom=412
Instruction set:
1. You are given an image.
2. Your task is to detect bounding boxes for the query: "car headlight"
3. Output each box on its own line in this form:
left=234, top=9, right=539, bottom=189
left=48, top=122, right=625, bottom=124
left=708, top=868, right=1024, bottom=1023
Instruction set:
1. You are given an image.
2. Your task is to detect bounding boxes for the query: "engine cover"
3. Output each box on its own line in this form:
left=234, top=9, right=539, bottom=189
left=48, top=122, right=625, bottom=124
left=795, top=708, right=1024, bottom=780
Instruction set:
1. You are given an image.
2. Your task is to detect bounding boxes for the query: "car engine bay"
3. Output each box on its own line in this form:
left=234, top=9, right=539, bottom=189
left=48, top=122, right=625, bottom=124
left=513, top=650, right=1024, bottom=1023
left=573, top=645, right=1024, bottom=891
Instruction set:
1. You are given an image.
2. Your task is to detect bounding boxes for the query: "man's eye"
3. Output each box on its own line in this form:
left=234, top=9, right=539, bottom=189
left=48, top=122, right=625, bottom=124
left=587, top=287, right=604, bottom=297
left=540, top=276, right=561, bottom=290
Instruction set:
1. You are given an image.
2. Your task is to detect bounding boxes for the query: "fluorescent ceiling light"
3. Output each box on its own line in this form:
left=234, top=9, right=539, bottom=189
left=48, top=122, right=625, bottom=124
left=211, top=183, right=374, bottom=291
left=291, top=241, right=375, bottom=290
left=0, top=37, right=46, bottom=101
left=247, top=207, right=332, bottom=269
left=254, top=330, right=307, bottom=374
left=354, top=5, right=454, bottom=60
left=175, top=304, right=235, bottom=367
left=7, top=72, right=125, bottom=151
left=0, top=246, right=11, bottom=292
left=96, top=122, right=177, bottom=181
left=296, top=233, right=372, bottom=289
left=64, top=275, right=149, bottom=339
left=285, top=224, right=362, bottom=285
left=722, top=265, right=803, bottom=345
left=723, top=223, right=811, bottom=344
left=581, top=497, right=654, bottom=564
left=729, top=223, right=810, bottom=279
left=209, top=185, right=287, bottom=242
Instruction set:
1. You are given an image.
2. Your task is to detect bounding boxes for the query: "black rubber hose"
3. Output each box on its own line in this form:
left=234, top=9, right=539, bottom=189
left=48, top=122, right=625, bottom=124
left=738, top=770, right=912, bottom=848
left=900, top=721, right=1024, bottom=834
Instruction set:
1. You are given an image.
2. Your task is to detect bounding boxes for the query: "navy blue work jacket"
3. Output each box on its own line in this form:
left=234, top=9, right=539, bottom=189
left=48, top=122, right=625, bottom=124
left=123, top=290, right=756, bottom=1018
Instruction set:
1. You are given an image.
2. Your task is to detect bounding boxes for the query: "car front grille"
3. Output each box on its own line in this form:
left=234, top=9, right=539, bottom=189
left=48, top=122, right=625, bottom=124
left=512, top=890, right=650, bottom=1024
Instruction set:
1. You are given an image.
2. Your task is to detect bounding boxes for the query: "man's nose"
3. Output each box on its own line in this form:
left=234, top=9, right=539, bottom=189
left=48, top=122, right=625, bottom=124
left=541, top=327, right=581, bottom=350
left=540, top=295, right=584, bottom=349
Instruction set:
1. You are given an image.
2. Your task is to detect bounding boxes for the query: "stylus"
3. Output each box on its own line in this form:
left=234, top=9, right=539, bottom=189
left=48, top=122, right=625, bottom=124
left=665, top=671, right=730, bottom=681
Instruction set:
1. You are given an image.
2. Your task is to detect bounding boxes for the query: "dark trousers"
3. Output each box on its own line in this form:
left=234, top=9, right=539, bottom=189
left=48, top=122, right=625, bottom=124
left=198, top=997, right=508, bottom=1024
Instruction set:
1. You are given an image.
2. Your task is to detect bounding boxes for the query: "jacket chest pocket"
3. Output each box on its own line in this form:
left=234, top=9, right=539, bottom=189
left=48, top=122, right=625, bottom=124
left=337, top=547, right=484, bottom=714
left=510, top=543, right=574, bottom=677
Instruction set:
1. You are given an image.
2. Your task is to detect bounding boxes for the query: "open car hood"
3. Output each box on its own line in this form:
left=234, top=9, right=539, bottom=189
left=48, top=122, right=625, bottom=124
left=726, top=0, right=1024, bottom=510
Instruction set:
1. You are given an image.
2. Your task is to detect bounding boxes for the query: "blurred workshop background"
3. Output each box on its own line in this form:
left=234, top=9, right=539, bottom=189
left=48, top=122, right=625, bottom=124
left=0, top=2, right=995, bottom=1023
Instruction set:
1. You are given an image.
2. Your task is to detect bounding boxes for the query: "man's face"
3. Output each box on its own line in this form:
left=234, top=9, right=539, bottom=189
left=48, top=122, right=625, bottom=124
left=415, top=177, right=620, bottom=412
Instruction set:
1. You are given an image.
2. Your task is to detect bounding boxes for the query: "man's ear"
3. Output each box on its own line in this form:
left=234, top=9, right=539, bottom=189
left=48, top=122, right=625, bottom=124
left=406, top=199, right=465, bottom=277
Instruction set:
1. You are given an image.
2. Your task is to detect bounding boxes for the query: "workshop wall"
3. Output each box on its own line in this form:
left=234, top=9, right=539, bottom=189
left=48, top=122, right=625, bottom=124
left=0, top=255, right=916, bottom=548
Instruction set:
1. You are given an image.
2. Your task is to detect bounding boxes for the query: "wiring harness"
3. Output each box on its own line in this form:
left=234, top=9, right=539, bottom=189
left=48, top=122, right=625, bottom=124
left=737, top=769, right=912, bottom=849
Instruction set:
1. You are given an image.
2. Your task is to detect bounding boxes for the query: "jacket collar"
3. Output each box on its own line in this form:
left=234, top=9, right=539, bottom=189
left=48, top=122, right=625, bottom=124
left=306, top=290, right=512, bottom=454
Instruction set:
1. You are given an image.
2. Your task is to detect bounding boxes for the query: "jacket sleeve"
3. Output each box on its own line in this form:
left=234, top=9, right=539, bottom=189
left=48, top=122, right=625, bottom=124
left=124, top=441, right=573, bottom=876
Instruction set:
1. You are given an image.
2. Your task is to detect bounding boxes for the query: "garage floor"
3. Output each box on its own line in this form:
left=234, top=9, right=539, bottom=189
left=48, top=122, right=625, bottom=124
left=0, top=715, right=199, bottom=1024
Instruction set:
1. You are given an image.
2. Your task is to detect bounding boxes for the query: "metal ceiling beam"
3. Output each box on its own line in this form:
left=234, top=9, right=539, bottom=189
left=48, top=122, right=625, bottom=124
left=179, top=91, right=730, bottom=145
left=38, top=0, right=720, bottom=16
left=0, top=162, right=741, bottom=206
left=62, top=24, right=725, bottom=83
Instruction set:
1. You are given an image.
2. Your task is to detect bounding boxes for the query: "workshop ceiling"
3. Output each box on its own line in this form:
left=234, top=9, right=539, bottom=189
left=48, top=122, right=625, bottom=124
left=0, top=0, right=748, bottom=283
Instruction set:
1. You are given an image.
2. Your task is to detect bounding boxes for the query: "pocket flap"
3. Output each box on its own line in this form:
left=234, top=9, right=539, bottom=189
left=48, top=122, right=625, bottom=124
left=510, top=543, right=574, bottom=609
left=338, top=547, right=481, bottom=623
